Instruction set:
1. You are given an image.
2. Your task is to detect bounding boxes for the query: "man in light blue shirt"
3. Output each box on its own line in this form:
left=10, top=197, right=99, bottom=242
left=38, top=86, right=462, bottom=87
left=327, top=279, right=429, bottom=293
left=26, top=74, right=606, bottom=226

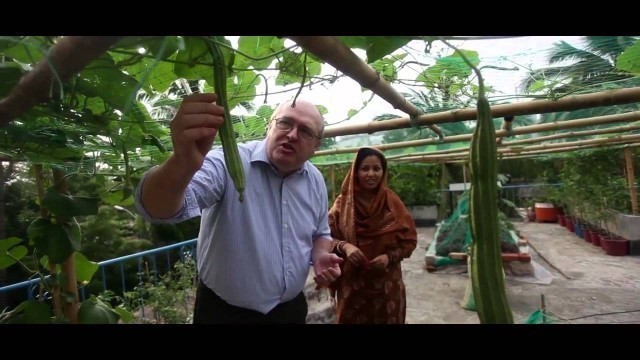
left=134, top=93, right=342, bottom=324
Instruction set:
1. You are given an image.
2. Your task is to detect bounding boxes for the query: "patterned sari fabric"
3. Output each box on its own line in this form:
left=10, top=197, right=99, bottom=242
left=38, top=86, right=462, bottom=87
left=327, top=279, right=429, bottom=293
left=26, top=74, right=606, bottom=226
left=328, top=148, right=417, bottom=324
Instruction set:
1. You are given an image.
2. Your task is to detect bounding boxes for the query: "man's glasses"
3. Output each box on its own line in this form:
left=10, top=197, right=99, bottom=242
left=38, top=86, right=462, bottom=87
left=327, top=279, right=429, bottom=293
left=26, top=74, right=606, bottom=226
left=273, top=118, right=321, bottom=141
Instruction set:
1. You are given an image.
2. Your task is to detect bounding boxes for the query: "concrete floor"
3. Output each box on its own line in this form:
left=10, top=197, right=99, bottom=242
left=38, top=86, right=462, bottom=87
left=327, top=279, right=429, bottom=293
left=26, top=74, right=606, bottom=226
left=404, top=221, right=640, bottom=324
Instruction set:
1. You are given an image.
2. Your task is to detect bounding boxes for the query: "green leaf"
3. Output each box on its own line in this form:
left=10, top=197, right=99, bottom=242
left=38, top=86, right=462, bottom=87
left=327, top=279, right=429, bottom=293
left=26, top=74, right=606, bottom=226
left=7, top=300, right=52, bottom=324
left=147, top=59, right=177, bottom=93
left=364, top=36, right=410, bottom=63
left=418, top=49, right=479, bottom=87
left=0, top=237, right=23, bottom=252
left=114, top=305, right=135, bottom=324
left=6, top=245, right=27, bottom=265
left=337, top=36, right=369, bottom=50
left=146, top=36, right=182, bottom=60
left=237, top=36, right=285, bottom=69
left=528, top=80, right=548, bottom=93
left=27, top=217, right=74, bottom=264
left=371, top=57, right=398, bottom=82
left=41, top=189, right=100, bottom=218
left=316, top=105, right=328, bottom=116
left=174, top=36, right=214, bottom=81
left=275, top=51, right=321, bottom=86
left=124, top=101, right=156, bottom=136
left=102, top=189, right=135, bottom=206
left=617, top=40, right=640, bottom=74
left=245, top=116, right=268, bottom=138
left=78, top=296, right=120, bottom=324
left=0, top=237, right=27, bottom=269
left=226, top=70, right=260, bottom=109
left=0, top=62, right=23, bottom=97
left=0, top=36, right=19, bottom=52
left=76, top=54, right=145, bottom=125
left=2, top=36, right=47, bottom=64
left=75, top=251, right=99, bottom=285
left=256, top=105, right=275, bottom=120
left=65, top=218, right=82, bottom=251
left=348, top=109, right=359, bottom=118
left=39, top=255, right=49, bottom=269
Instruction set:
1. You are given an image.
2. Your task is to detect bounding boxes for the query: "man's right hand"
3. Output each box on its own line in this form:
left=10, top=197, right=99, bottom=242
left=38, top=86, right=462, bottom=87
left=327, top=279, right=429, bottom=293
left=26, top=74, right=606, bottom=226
left=170, top=93, right=226, bottom=174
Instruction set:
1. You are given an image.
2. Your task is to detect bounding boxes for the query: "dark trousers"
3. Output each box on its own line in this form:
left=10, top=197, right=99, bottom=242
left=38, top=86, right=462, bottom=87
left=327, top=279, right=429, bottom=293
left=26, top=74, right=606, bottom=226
left=193, top=281, right=308, bottom=324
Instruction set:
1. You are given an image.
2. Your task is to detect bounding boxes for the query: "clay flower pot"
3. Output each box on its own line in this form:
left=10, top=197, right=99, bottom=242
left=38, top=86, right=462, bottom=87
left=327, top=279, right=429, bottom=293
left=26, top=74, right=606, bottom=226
left=600, top=236, right=629, bottom=256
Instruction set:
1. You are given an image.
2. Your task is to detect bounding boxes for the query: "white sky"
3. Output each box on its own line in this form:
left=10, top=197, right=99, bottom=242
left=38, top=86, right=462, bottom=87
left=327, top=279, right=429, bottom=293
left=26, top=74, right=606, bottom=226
left=235, top=36, right=585, bottom=129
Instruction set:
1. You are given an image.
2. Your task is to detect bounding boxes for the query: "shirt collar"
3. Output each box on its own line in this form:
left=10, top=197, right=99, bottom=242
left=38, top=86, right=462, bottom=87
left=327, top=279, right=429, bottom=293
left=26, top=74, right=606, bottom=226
left=251, top=139, right=309, bottom=175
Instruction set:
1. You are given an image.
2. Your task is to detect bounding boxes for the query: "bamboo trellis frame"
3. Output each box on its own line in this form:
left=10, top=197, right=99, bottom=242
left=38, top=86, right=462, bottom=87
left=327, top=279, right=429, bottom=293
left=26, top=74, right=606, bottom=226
left=321, top=87, right=640, bottom=138
left=444, top=143, right=640, bottom=163
left=388, top=133, right=640, bottom=160
left=396, top=137, right=640, bottom=163
left=315, top=111, right=640, bottom=157
left=403, top=144, right=640, bottom=164
left=503, top=123, right=640, bottom=146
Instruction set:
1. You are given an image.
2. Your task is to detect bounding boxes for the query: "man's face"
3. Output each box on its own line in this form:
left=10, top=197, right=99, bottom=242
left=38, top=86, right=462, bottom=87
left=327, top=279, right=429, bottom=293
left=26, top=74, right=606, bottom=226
left=265, top=101, right=322, bottom=176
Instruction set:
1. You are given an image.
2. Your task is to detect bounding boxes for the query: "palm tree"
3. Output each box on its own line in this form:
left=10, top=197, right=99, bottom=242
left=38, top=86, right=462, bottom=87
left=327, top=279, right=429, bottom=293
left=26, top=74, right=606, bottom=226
left=522, top=36, right=640, bottom=129
left=522, top=36, right=639, bottom=97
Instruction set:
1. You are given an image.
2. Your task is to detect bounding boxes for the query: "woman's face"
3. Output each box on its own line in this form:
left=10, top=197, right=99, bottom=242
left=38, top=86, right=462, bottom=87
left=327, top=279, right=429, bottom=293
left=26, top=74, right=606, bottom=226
left=357, top=155, right=384, bottom=191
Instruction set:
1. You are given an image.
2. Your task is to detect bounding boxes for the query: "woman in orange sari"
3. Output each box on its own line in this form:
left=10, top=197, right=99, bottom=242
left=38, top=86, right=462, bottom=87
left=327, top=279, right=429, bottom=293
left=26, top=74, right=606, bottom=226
left=329, top=147, right=417, bottom=324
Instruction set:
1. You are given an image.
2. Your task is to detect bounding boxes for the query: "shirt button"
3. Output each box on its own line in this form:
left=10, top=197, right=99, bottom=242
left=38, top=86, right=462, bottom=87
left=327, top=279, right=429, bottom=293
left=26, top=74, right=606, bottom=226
left=284, top=200, right=288, bottom=205
left=284, top=224, right=288, bottom=229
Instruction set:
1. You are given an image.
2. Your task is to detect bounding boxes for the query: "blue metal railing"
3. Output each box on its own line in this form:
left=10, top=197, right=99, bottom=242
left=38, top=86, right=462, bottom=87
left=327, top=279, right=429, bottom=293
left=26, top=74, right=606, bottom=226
left=0, top=239, right=197, bottom=308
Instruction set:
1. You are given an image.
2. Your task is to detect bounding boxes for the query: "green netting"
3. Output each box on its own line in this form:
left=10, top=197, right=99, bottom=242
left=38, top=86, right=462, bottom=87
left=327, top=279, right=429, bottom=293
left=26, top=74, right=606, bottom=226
left=523, top=309, right=555, bottom=324
left=461, top=256, right=476, bottom=311
left=434, top=192, right=520, bottom=260
left=461, top=279, right=476, bottom=311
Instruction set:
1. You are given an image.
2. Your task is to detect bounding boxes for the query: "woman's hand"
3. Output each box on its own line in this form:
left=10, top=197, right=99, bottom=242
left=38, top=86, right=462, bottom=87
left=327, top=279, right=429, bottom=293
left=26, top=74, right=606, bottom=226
left=368, top=254, right=389, bottom=271
left=343, top=243, right=369, bottom=269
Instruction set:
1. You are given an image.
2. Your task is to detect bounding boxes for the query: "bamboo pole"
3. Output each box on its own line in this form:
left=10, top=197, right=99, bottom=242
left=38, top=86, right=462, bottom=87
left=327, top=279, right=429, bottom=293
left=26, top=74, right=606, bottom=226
left=500, top=141, right=640, bottom=159
left=391, top=133, right=640, bottom=160
left=504, top=123, right=640, bottom=146
left=504, top=134, right=640, bottom=153
left=0, top=36, right=124, bottom=127
left=462, top=163, right=468, bottom=190
left=624, top=147, right=638, bottom=215
left=316, top=111, right=640, bottom=156
left=321, top=87, right=640, bottom=138
left=286, top=36, right=444, bottom=138
left=493, top=143, right=640, bottom=161
left=398, top=139, right=640, bottom=163
left=329, top=164, right=336, bottom=202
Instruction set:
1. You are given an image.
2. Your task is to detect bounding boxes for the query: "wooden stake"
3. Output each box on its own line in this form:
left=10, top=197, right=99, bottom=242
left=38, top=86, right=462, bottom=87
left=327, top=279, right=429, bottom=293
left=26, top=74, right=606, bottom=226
left=52, top=169, right=79, bottom=324
left=624, top=147, right=638, bottom=215
left=462, top=163, right=468, bottom=190
left=329, top=164, right=336, bottom=202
